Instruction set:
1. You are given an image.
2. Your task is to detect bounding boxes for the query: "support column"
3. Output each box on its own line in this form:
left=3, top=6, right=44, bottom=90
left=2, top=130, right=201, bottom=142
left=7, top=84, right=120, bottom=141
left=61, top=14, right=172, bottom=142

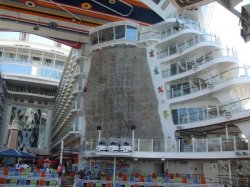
left=7, top=116, right=20, bottom=149
left=131, top=125, right=136, bottom=152
left=228, top=160, right=232, bottom=187
left=97, top=126, right=101, bottom=142
left=113, top=157, right=116, bottom=187
left=225, top=125, right=229, bottom=139
left=60, top=140, right=64, bottom=164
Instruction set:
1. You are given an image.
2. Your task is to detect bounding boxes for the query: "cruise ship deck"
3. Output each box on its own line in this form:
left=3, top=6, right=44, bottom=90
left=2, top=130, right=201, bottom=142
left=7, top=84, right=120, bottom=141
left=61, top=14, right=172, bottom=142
left=0, top=0, right=250, bottom=187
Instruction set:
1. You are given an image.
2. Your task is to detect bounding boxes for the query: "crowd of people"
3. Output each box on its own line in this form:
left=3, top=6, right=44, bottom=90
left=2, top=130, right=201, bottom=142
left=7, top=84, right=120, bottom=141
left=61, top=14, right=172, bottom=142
left=77, top=169, right=103, bottom=180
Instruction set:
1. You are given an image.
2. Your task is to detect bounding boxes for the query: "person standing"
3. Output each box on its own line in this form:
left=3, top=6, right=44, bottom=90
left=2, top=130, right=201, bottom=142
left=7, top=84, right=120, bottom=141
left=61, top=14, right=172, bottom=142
left=57, top=163, right=63, bottom=177
left=62, top=165, right=66, bottom=178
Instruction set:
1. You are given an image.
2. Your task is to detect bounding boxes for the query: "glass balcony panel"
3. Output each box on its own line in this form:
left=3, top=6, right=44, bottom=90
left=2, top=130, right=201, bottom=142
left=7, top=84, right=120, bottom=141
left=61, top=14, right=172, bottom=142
left=99, top=27, right=114, bottom=43
left=115, top=25, right=125, bottom=40
left=126, top=25, right=137, bottom=41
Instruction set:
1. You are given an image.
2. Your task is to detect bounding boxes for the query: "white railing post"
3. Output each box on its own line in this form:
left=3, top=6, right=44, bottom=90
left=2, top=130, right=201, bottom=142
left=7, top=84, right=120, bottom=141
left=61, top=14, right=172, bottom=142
left=138, top=138, right=140, bottom=151
left=178, top=139, right=181, bottom=152
left=233, top=136, right=236, bottom=151
left=192, top=138, right=195, bottom=152
left=164, top=139, right=167, bottom=152
left=206, top=138, right=209, bottom=152
left=60, top=140, right=64, bottom=164
left=151, top=139, right=154, bottom=152
left=220, top=137, right=222, bottom=152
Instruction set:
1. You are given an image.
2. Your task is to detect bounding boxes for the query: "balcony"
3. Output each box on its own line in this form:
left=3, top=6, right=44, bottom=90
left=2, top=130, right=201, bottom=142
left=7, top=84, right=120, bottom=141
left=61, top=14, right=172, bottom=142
left=82, top=136, right=250, bottom=159
left=161, top=48, right=237, bottom=79
left=166, top=66, right=250, bottom=99
left=157, top=34, right=220, bottom=60
left=172, top=97, right=250, bottom=126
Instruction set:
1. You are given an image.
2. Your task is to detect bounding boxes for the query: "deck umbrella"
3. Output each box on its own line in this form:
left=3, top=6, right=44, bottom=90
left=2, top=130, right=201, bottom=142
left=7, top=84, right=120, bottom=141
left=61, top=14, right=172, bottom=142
left=0, top=149, right=36, bottom=158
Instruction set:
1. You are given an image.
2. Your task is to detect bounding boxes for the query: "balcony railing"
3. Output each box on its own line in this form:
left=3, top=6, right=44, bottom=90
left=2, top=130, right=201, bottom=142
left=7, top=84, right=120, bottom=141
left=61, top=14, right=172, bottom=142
left=166, top=66, right=250, bottom=99
left=140, top=20, right=205, bottom=41
left=158, top=34, right=220, bottom=59
left=172, top=97, right=250, bottom=125
left=0, top=55, right=65, bottom=70
left=7, top=87, right=56, bottom=97
left=161, top=48, right=237, bottom=78
left=83, top=137, right=250, bottom=153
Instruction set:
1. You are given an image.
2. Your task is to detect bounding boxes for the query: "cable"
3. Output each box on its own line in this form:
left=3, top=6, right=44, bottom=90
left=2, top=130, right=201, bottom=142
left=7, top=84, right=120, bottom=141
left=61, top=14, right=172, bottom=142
left=91, top=0, right=133, bottom=17
left=48, top=0, right=82, bottom=23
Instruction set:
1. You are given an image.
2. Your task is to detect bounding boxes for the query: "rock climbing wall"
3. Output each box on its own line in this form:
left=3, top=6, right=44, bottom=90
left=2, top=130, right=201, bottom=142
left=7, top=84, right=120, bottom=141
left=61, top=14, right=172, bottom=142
left=84, top=45, right=163, bottom=140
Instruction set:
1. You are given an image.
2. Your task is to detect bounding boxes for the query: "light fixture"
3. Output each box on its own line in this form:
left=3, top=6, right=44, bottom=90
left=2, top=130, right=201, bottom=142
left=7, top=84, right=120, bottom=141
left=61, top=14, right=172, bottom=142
left=33, top=25, right=40, bottom=31
left=25, top=1, right=36, bottom=7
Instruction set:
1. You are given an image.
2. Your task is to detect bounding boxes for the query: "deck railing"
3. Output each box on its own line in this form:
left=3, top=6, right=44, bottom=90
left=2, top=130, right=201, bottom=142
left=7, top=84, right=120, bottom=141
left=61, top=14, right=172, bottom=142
left=172, top=96, right=250, bottom=126
left=139, top=17, right=205, bottom=41
left=166, top=66, right=250, bottom=99
left=161, top=48, right=237, bottom=78
left=157, top=34, right=220, bottom=59
left=84, top=136, right=250, bottom=153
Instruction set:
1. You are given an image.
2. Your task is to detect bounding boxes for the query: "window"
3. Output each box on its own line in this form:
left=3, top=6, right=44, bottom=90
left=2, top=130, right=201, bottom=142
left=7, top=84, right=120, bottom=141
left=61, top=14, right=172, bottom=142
left=90, top=32, right=98, bottom=45
left=126, top=25, right=137, bottom=41
left=115, top=25, right=125, bottom=39
left=99, top=27, right=114, bottom=43
left=45, top=59, right=52, bottom=64
left=33, top=57, right=40, bottom=61
left=171, top=109, right=178, bottom=125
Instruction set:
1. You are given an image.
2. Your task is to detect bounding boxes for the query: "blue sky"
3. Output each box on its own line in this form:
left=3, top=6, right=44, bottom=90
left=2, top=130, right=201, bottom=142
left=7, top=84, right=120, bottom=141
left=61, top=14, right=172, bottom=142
left=206, top=1, right=250, bottom=66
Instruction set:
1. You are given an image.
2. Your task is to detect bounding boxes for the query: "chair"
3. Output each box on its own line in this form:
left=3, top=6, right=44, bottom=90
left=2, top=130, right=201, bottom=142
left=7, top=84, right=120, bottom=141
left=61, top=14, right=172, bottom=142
left=106, top=182, right=112, bottom=187
left=129, top=176, right=135, bottom=182
left=200, top=176, right=206, bottom=184
left=139, top=175, right=144, bottom=182
left=40, top=172, right=46, bottom=178
left=118, top=172, right=123, bottom=180
left=145, top=175, right=152, bottom=182
left=3, top=168, right=8, bottom=176
left=174, top=177, right=181, bottom=183
left=156, top=176, right=163, bottom=184
left=0, top=178, right=6, bottom=184
left=115, top=182, right=121, bottom=187
left=87, top=181, right=94, bottom=187
left=181, top=176, right=187, bottom=184
left=106, top=175, right=112, bottom=181
left=19, top=167, right=25, bottom=173
left=125, top=184, right=131, bottom=187
left=96, top=182, right=102, bottom=187
left=10, top=178, right=18, bottom=185
left=122, top=174, right=128, bottom=181
left=29, top=179, right=38, bottom=187
left=18, top=178, right=26, bottom=186
left=135, top=172, right=140, bottom=182
left=39, top=179, right=46, bottom=186
left=49, top=179, right=57, bottom=186
left=14, top=170, right=20, bottom=177
left=133, top=184, right=140, bottom=187
left=76, top=180, right=83, bottom=187
left=193, top=177, right=199, bottom=184
left=33, top=172, right=39, bottom=179
left=163, top=176, right=169, bottom=183
left=169, top=173, right=174, bottom=180
left=152, top=172, right=157, bottom=181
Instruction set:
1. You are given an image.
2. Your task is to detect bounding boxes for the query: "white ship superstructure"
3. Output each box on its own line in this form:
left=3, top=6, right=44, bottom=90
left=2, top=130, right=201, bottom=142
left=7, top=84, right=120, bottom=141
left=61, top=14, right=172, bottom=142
left=80, top=14, right=250, bottom=186
left=0, top=0, right=250, bottom=186
left=0, top=33, right=69, bottom=155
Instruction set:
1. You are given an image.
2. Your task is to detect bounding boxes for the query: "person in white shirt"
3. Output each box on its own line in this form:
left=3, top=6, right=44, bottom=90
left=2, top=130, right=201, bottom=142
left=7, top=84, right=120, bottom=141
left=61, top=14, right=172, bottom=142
left=15, top=162, right=20, bottom=170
